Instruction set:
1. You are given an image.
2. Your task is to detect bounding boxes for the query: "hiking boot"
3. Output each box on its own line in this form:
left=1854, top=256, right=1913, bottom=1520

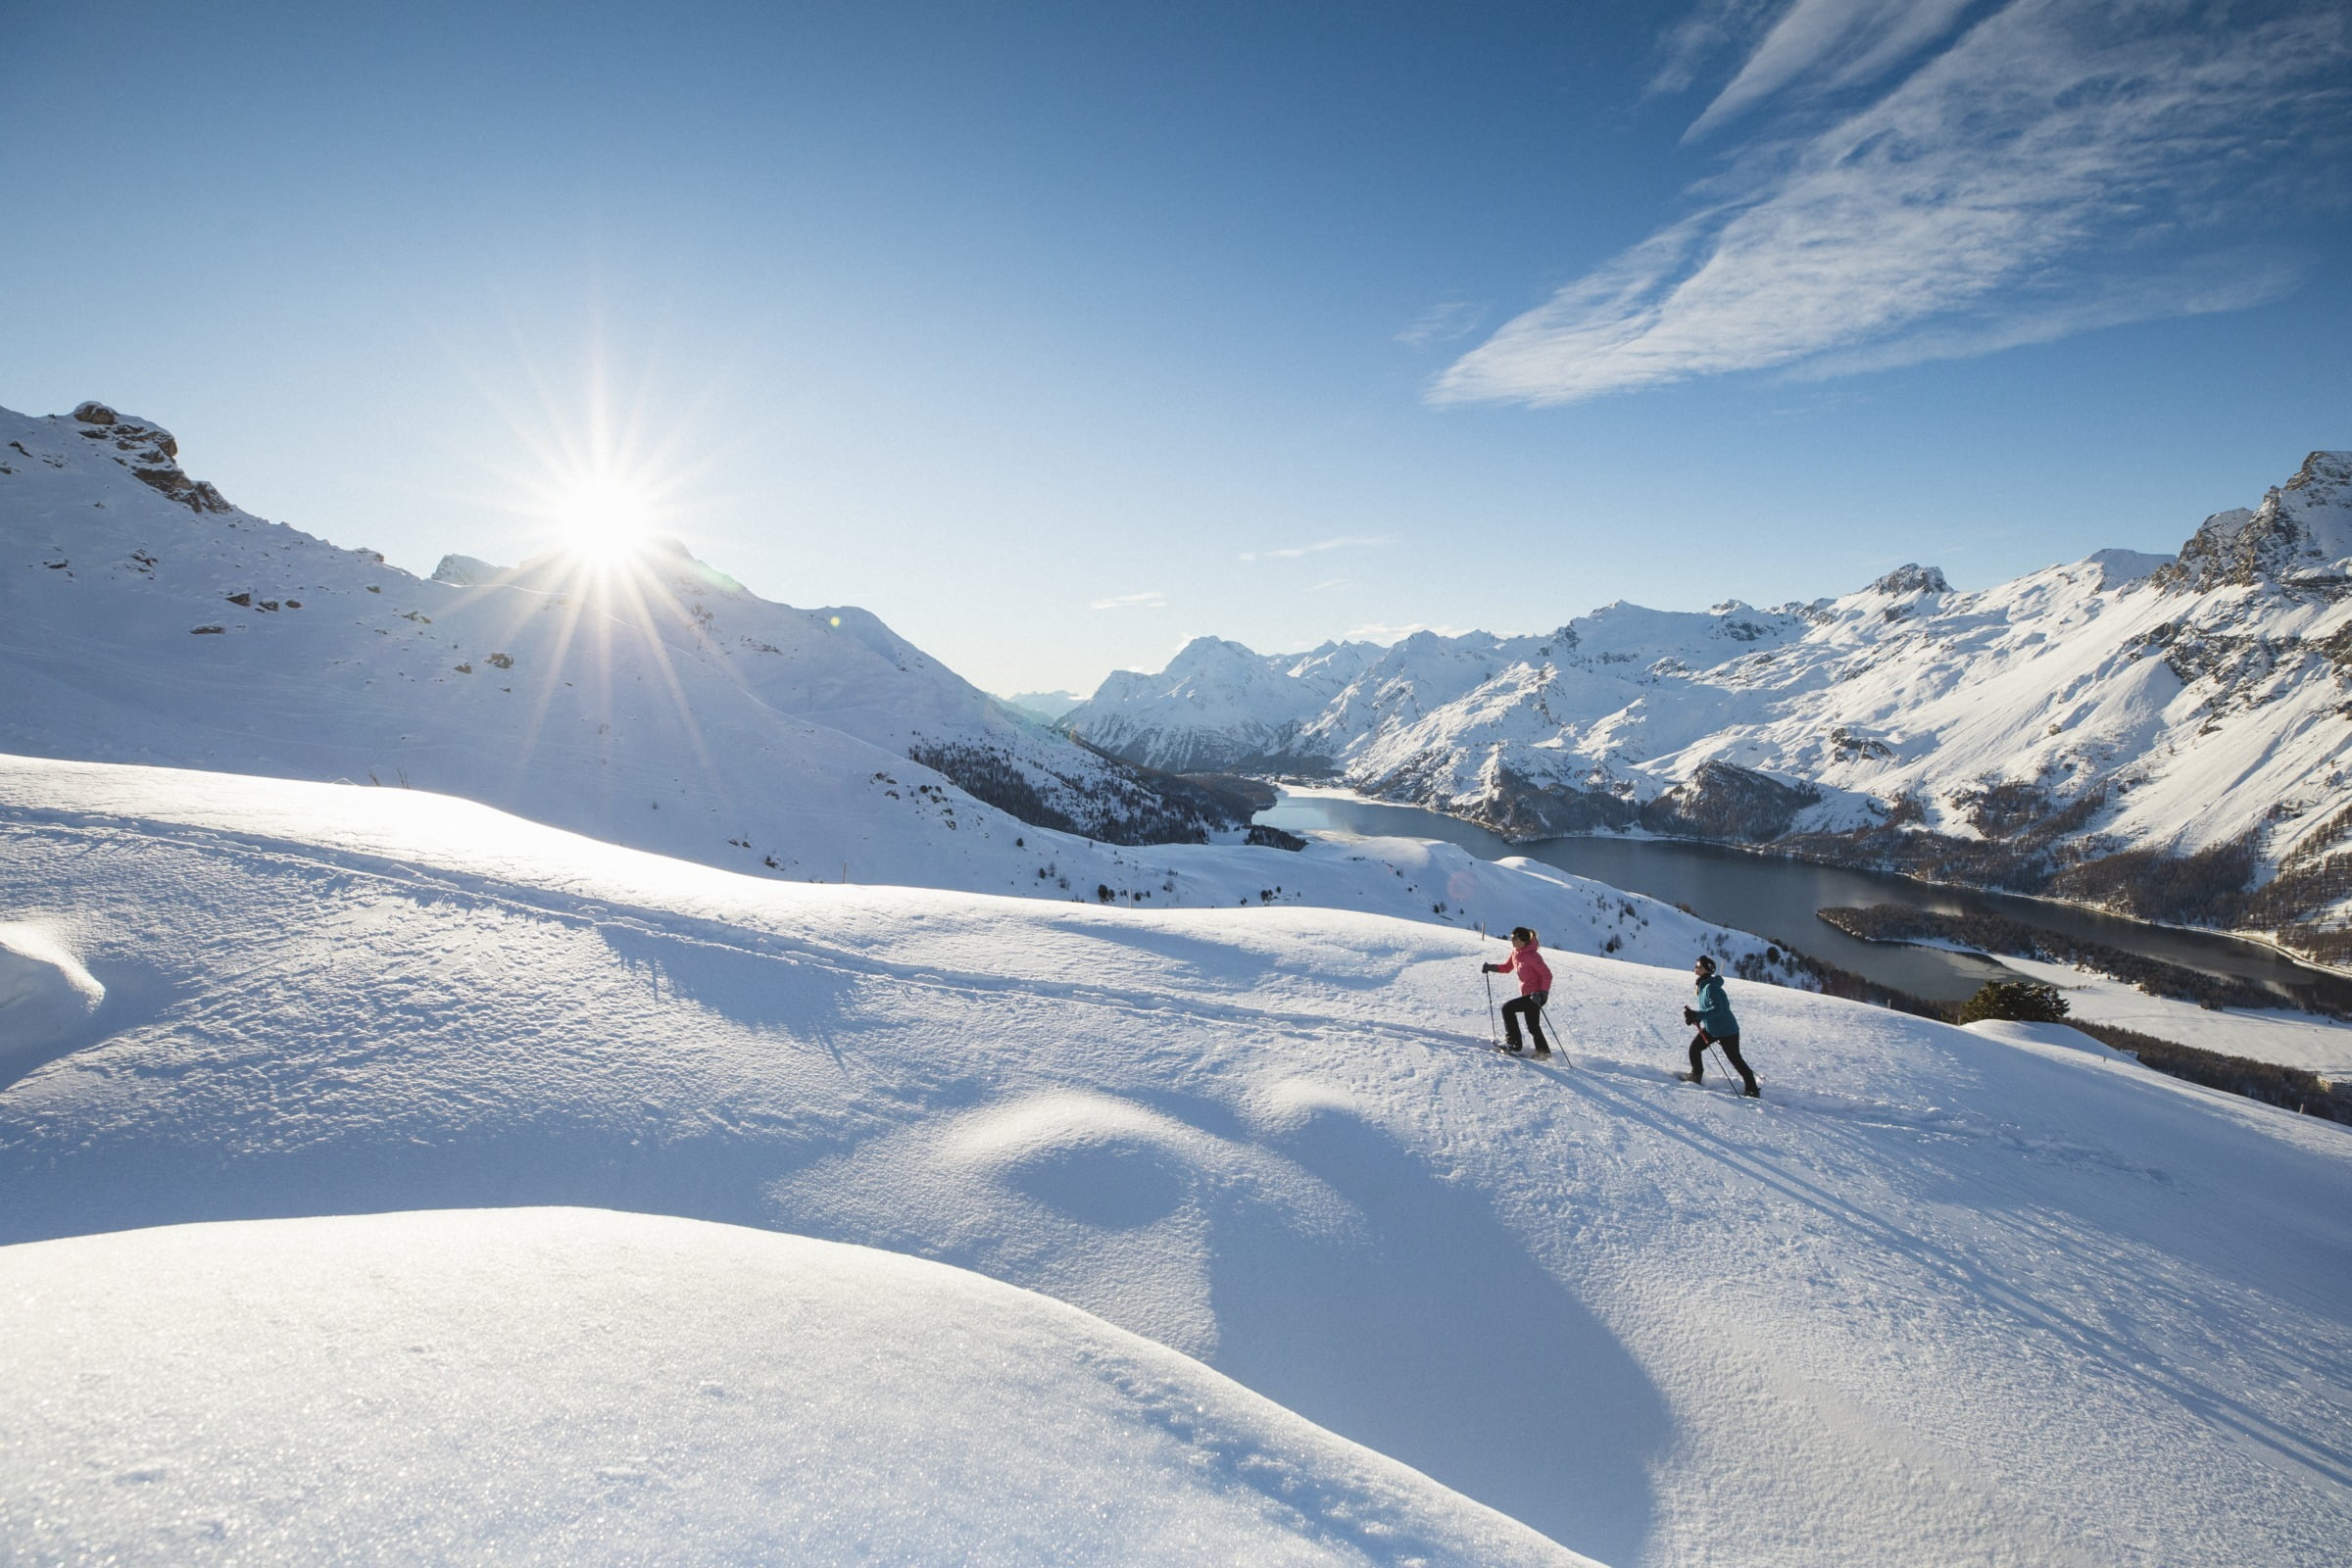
left=1531, top=1049, right=1553, bottom=1059
left=1501, top=1043, right=1525, bottom=1054
left=1677, top=1071, right=1702, bottom=1084
left=1741, top=1083, right=1762, bottom=1098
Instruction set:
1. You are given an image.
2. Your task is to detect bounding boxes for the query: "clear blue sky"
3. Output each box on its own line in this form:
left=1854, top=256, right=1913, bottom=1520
left=6, top=0, right=2348, bottom=694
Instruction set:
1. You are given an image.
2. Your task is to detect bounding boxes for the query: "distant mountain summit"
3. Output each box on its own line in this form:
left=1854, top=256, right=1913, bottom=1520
left=1866, top=564, right=1950, bottom=597
left=998, top=689, right=1086, bottom=722
left=1068, top=452, right=2352, bottom=963
left=2155, top=450, right=2352, bottom=592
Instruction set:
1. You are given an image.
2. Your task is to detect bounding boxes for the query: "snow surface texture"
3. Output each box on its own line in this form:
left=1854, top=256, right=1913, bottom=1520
left=1067, top=453, right=2352, bottom=927
left=6, top=760, right=2351, bottom=1566
left=1, top=1208, right=1583, bottom=1568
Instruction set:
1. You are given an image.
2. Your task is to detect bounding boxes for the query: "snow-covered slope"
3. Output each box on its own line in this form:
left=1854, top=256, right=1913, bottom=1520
left=7, top=758, right=2349, bottom=1566
left=2, top=1208, right=1581, bottom=1567
left=0, top=399, right=1247, bottom=872
left=1067, top=454, right=2352, bottom=956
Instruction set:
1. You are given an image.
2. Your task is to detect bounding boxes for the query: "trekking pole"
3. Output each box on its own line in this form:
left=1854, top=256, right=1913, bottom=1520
left=1708, top=1040, right=1747, bottom=1094
left=1483, top=966, right=1499, bottom=1050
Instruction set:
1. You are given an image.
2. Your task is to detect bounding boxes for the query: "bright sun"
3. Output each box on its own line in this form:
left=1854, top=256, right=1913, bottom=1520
left=556, top=478, right=655, bottom=564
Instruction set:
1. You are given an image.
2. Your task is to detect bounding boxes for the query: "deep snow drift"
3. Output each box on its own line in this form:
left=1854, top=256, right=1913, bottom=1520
left=1, top=1208, right=1583, bottom=1567
left=6, top=757, right=2350, bottom=1565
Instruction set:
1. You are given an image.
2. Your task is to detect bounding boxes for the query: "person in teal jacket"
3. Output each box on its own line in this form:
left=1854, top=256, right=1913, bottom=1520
left=1681, top=956, right=1759, bottom=1096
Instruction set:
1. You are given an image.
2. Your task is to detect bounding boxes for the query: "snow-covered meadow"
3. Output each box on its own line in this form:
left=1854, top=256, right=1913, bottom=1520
left=6, top=757, right=2351, bottom=1565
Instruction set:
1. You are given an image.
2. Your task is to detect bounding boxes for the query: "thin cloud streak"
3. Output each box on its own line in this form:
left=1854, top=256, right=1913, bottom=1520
left=1439, top=0, right=2351, bottom=407
left=1090, top=590, right=1168, bottom=612
left=1649, top=0, right=1784, bottom=97
left=1790, top=251, right=2307, bottom=380
left=1396, top=300, right=1486, bottom=348
left=1239, top=535, right=1390, bottom=563
left=1687, top=0, right=1978, bottom=138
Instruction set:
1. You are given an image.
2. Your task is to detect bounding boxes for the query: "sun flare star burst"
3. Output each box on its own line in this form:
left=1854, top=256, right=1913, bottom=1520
left=554, top=477, right=658, bottom=565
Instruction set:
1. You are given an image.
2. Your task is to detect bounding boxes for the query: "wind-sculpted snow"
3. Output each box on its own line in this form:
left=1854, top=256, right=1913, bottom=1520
left=1067, top=452, right=2352, bottom=949
left=5, top=759, right=2350, bottom=1565
left=2, top=1209, right=1588, bottom=1568
left=0, top=921, right=104, bottom=1075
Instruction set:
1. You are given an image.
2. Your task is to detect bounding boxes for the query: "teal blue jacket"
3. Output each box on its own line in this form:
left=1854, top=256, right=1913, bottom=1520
left=1692, top=973, right=1739, bottom=1038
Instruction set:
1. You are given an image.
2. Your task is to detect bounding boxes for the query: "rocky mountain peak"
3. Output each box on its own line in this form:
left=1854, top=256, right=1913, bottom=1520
left=2282, top=448, right=2352, bottom=503
left=2155, top=449, right=2352, bottom=593
left=1867, top=564, right=1949, bottom=596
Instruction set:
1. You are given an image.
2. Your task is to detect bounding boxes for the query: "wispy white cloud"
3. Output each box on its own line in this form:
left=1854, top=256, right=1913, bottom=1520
left=1439, top=0, right=2350, bottom=407
left=1649, top=0, right=1788, bottom=96
left=1686, top=0, right=1977, bottom=138
left=1090, top=590, right=1167, bottom=612
left=1239, top=535, right=1390, bottom=563
left=1305, top=577, right=1353, bottom=594
left=1396, top=300, right=1487, bottom=348
left=1790, top=249, right=2306, bottom=380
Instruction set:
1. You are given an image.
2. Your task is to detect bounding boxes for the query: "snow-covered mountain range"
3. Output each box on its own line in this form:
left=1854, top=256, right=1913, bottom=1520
left=1068, top=453, right=2352, bottom=962
left=7, top=756, right=2349, bottom=1565
left=0, top=399, right=1829, bottom=982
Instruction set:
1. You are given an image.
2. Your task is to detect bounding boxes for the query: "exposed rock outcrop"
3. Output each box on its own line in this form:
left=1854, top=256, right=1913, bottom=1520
left=65, top=402, right=230, bottom=514
left=2154, top=451, right=2352, bottom=592
left=1867, top=564, right=1949, bottom=596
left=1638, top=762, right=1820, bottom=842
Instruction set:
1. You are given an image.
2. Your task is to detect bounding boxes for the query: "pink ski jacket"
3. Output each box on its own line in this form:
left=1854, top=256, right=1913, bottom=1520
left=1497, top=944, right=1552, bottom=995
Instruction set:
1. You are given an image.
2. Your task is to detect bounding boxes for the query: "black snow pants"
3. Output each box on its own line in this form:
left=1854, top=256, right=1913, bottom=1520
left=1689, top=1030, right=1758, bottom=1094
left=1501, top=990, right=1551, bottom=1053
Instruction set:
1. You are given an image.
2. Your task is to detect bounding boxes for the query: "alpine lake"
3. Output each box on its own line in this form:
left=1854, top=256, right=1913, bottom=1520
left=1253, top=787, right=2347, bottom=1007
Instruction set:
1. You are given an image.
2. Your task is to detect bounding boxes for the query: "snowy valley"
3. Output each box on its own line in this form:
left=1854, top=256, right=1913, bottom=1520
left=1068, top=454, right=2352, bottom=965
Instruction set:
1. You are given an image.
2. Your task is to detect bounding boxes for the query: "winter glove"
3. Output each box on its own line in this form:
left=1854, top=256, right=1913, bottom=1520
left=1682, top=1006, right=1699, bottom=1026
left=1481, top=962, right=1497, bottom=973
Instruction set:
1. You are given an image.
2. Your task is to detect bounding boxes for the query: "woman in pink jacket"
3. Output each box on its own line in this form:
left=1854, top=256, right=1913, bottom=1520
left=1482, top=926, right=1553, bottom=1057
